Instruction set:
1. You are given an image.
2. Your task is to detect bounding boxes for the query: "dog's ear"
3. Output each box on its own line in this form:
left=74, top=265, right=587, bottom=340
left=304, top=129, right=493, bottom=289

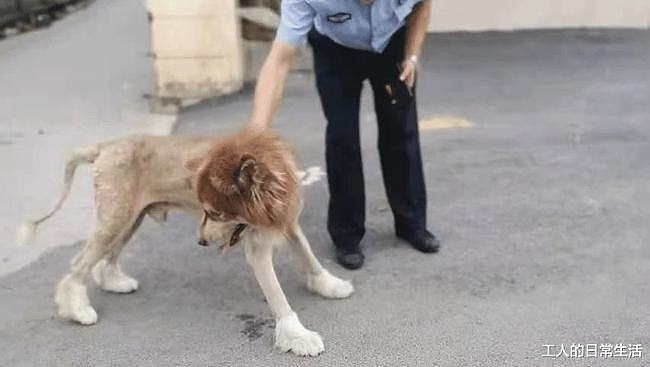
left=184, top=157, right=204, bottom=173
left=236, top=154, right=259, bottom=193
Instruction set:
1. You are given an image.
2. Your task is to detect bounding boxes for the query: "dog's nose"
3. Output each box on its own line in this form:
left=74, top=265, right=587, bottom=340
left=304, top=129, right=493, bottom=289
left=197, top=239, right=209, bottom=247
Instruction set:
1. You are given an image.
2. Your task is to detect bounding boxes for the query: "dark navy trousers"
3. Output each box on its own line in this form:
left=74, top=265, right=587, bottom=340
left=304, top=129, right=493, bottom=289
left=308, top=28, right=427, bottom=250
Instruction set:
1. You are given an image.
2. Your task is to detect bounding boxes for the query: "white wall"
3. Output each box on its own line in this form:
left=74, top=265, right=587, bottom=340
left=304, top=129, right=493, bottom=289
left=428, top=0, right=650, bottom=32
left=148, top=0, right=243, bottom=99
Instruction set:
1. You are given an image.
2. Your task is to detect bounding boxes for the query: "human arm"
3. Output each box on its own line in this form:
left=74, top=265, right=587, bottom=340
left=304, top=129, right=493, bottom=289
left=248, top=41, right=298, bottom=132
left=248, top=0, right=315, bottom=132
left=399, top=0, right=432, bottom=89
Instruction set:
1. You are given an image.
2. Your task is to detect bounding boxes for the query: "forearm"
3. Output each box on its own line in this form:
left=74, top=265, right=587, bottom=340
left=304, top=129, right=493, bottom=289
left=250, top=41, right=295, bottom=129
left=404, top=0, right=432, bottom=58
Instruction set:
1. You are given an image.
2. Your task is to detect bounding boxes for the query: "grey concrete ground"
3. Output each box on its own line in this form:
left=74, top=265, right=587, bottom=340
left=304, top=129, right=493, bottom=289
left=1, top=11, right=649, bottom=367
left=0, top=0, right=174, bottom=276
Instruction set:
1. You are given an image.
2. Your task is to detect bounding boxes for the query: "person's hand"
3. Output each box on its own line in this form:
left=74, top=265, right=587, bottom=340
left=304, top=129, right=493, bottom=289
left=399, top=57, right=417, bottom=91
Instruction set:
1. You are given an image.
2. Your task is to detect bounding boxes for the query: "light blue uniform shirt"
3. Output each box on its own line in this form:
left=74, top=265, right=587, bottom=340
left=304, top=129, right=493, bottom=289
left=276, top=0, right=422, bottom=53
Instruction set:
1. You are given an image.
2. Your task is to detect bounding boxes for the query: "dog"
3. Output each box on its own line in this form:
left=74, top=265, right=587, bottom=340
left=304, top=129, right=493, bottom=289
left=18, top=131, right=354, bottom=356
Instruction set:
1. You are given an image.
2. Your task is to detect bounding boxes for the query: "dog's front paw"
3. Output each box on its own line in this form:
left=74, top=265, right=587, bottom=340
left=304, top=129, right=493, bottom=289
left=274, top=312, right=324, bottom=357
left=307, top=271, right=354, bottom=299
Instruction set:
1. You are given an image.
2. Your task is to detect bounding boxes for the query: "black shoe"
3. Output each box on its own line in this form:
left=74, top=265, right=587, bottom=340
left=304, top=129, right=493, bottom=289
left=397, top=230, right=441, bottom=253
left=336, top=246, right=365, bottom=270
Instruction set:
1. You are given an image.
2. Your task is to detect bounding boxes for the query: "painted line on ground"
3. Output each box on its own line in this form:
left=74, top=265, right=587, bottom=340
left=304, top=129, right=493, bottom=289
left=419, top=115, right=475, bottom=131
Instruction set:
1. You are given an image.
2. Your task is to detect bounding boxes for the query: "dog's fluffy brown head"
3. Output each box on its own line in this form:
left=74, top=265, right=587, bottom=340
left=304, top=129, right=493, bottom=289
left=189, top=131, right=301, bottom=233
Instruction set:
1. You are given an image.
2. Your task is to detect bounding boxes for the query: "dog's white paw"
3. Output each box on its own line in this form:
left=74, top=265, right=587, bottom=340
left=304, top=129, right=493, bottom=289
left=92, top=260, right=139, bottom=293
left=274, top=312, right=324, bottom=357
left=307, top=271, right=354, bottom=299
left=55, top=275, right=98, bottom=325
left=64, top=305, right=98, bottom=325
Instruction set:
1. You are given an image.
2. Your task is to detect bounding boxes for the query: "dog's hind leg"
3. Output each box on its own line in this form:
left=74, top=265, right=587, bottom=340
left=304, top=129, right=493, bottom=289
left=287, top=225, right=354, bottom=299
left=56, top=150, right=143, bottom=324
left=244, top=239, right=324, bottom=357
left=55, top=221, right=134, bottom=325
left=91, top=210, right=145, bottom=294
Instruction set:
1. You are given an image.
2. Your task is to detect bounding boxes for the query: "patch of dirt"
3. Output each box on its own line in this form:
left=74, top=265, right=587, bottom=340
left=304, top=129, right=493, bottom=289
left=236, top=313, right=274, bottom=341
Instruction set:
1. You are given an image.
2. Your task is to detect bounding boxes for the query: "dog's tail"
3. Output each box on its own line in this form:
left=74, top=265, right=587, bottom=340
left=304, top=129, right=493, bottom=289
left=17, top=145, right=100, bottom=245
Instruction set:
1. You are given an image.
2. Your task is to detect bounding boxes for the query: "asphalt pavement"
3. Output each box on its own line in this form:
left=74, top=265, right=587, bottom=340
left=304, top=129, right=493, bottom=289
left=0, top=0, right=174, bottom=276
left=1, top=19, right=649, bottom=367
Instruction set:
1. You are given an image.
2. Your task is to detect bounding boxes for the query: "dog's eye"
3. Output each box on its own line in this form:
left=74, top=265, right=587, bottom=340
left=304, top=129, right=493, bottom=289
left=205, top=209, right=223, bottom=221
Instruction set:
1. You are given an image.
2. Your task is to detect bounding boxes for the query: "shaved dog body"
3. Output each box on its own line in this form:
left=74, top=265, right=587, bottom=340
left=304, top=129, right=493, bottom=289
left=20, top=131, right=354, bottom=357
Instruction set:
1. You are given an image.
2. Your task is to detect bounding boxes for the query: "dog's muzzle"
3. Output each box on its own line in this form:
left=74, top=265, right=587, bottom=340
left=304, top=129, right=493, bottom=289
left=197, top=211, right=248, bottom=250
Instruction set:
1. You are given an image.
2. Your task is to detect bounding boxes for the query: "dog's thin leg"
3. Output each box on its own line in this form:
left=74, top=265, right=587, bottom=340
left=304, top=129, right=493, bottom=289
left=288, top=225, right=354, bottom=299
left=56, top=196, right=140, bottom=325
left=92, top=211, right=145, bottom=294
left=55, top=228, right=120, bottom=325
left=244, top=241, right=294, bottom=319
left=287, top=225, right=325, bottom=276
left=244, top=240, right=324, bottom=357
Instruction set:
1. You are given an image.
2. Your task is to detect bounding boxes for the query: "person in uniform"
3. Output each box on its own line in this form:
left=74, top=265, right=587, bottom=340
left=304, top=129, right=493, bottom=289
left=248, top=0, right=440, bottom=269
